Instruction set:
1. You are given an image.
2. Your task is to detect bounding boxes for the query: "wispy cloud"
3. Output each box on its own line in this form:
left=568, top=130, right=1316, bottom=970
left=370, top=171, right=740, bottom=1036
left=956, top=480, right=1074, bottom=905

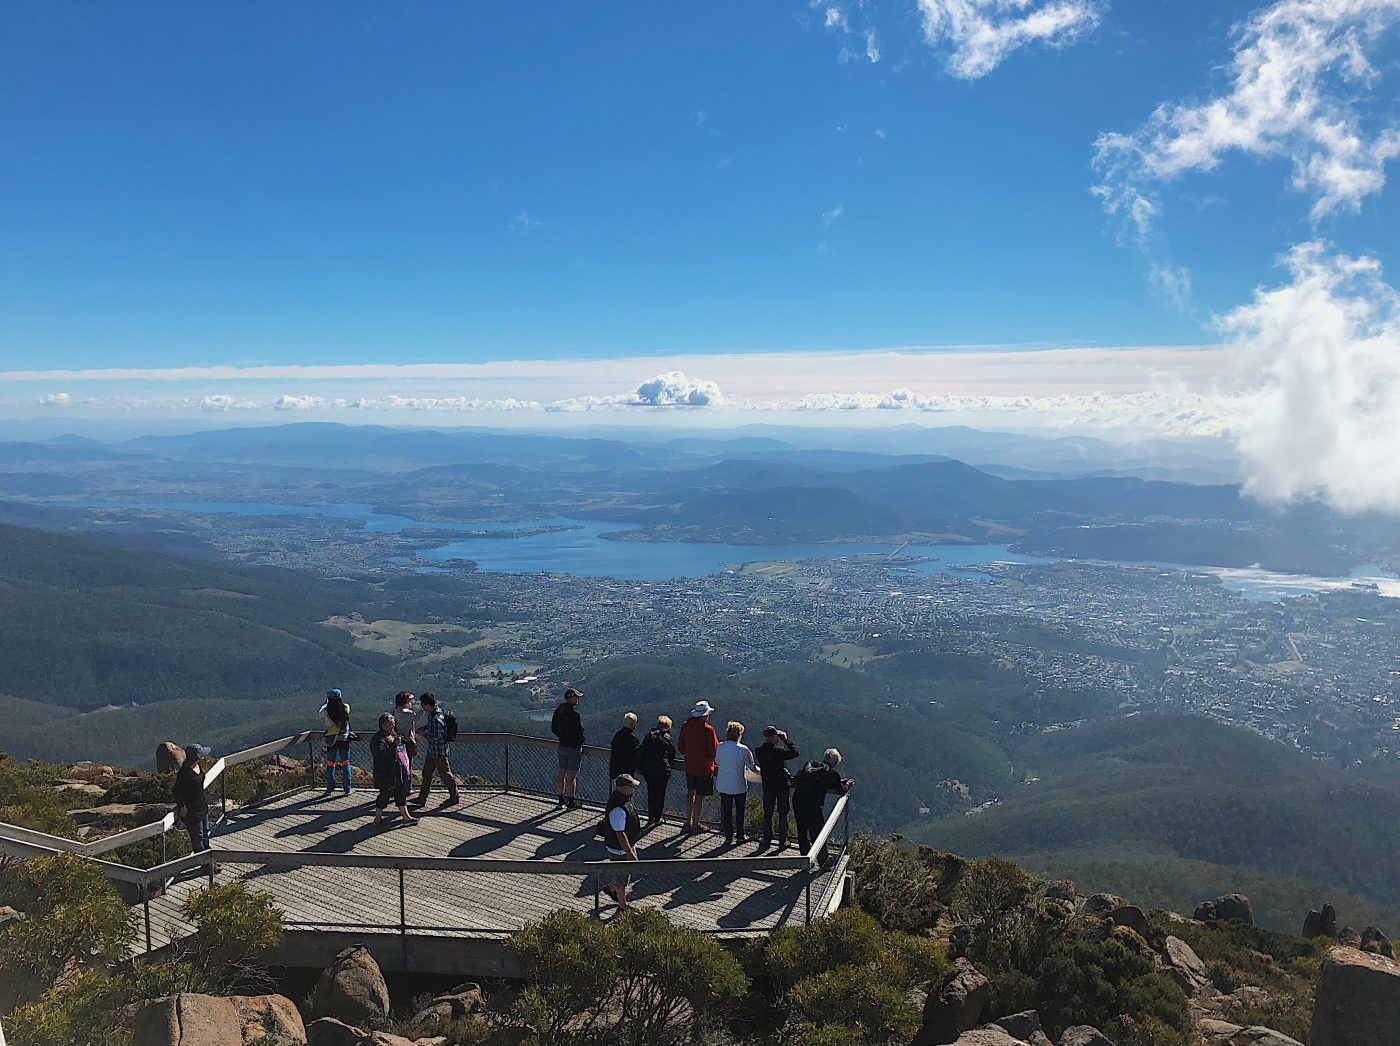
left=510, top=210, right=542, bottom=234
left=819, top=2, right=882, bottom=63
left=821, top=204, right=845, bottom=227
left=1094, top=0, right=1400, bottom=232
left=38, top=392, right=72, bottom=407
left=917, top=0, right=1105, bottom=79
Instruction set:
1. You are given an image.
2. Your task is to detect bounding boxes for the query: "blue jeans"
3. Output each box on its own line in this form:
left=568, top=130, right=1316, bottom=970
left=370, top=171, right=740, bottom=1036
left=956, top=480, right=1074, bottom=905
left=325, top=741, right=352, bottom=792
left=185, top=813, right=210, bottom=852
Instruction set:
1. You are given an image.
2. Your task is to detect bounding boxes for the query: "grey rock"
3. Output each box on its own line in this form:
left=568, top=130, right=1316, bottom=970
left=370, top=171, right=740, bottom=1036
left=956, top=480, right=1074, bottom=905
left=1361, top=926, right=1394, bottom=959
left=992, top=1010, right=1053, bottom=1046
left=1304, top=910, right=1325, bottom=938
left=1196, top=894, right=1254, bottom=926
left=953, top=1030, right=1028, bottom=1046
left=306, top=1017, right=366, bottom=1046
left=230, top=993, right=307, bottom=1043
left=1110, top=905, right=1152, bottom=940
left=1338, top=926, right=1362, bottom=948
left=312, top=945, right=390, bottom=1026
left=132, top=994, right=243, bottom=1046
left=1313, top=945, right=1400, bottom=1046
left=1322, top=902, right=1338, bottom=937
left=1082, top=893, right=1125, bottom=916
left=916, top=958, right=991, bottom=1046
left=1162, top=934, right=1212, bottom=995
left=1059, top=1029, right=1116, bottom=1046
left=156, top=742, right=186, bottom=774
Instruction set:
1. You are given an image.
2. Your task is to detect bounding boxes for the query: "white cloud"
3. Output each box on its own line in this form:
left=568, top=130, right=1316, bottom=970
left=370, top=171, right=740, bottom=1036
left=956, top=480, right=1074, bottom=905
left=632, top=370, right=724, bottom=407
left=38, top=392, right=72, bottom=407
left=273, top=394, right=325, bottom=411
left=1095, top=0, right=1400, bottom=229
left=1149, top=263, right=1194, bottom=312
left=917, top=0, right=1105, bottom=79
left=1221, top=241, right=1400, bottom=513
left=821, top=204, right=844, bottom=227
left=819, top=2, right=881, bottom=63
left=865, top=30, right=881, bottom=63
left=346, top=395, right=543, bottom=412
left=510, top=211, right=542, bottom=234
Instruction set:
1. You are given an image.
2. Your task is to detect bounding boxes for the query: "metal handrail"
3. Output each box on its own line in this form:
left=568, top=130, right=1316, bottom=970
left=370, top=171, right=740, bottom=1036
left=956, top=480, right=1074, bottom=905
left=805, top=792, right=850, bottom=868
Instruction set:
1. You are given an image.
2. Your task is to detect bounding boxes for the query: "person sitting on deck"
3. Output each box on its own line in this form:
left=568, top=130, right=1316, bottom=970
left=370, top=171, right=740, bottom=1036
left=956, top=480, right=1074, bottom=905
left=370, top=712, right=417, bottom=827
left=410, top=692, right=459, bottom=808
left=677, top=701, right=719, bottom=835
left=320, top=689, right=353, bottom=795
left=601, top=773, right=641, bottom=909
left=755, top=726, right=800, bottom=850
left=172, top=744, right=211, bottom=852
left=609, top=711, right=641, bottom=781
left=392, top=691, right=419, bottom=762
left=792, top=748, right=855, bottom=856
left=637, top=715, right=677, bottom=830
left=551, top=686, right=585, bottom=809
left=715, top=721, right=758, bottom=846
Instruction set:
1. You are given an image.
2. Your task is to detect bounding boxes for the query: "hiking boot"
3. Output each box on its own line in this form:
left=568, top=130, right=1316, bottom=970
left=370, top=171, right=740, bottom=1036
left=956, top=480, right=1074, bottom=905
left=441, top=797, right=460, bottom=808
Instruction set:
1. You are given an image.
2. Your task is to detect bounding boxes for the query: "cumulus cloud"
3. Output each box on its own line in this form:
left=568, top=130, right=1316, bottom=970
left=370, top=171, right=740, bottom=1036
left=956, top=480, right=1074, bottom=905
left=917, top=0, right=1105, bottom=79
left=38, top=392, right=72, bottom=407
left=632, top=371, right=724, bottom=407
left=1094, top=0, right=1400, bottom=231
left=273, top=394, right=325, bottom=411
left=1221, top=241, right=1400, bottom=513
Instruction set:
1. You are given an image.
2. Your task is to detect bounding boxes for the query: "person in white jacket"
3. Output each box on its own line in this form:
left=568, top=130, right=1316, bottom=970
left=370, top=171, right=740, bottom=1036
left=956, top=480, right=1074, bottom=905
left=714, top=721, right=758, bottom=845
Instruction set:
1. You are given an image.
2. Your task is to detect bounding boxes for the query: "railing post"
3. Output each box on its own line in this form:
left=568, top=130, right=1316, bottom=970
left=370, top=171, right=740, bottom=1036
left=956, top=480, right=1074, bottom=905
left=160, top=832, right=167, bottom=866
left=805, top=876, right=812, bottom=925
left=220, top=772, right=227, bottom=823
left=141, top=882, right=153, bottom=953
left=593, top=875, right=601, bottom=919
left=503, top=743, right=511, bottom=794
left=398, top=866, right=408, bottom=972
left=307, top=738, right=314, bottom=787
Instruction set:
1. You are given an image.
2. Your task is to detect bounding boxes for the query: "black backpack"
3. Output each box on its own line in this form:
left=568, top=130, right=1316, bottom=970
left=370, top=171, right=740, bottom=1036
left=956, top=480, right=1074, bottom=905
left=443, top=712, right=459, bottom=741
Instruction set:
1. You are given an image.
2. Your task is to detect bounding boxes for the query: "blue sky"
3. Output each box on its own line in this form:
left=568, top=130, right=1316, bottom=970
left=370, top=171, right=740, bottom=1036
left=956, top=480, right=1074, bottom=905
left=1, top=0, right=1399, bottom=495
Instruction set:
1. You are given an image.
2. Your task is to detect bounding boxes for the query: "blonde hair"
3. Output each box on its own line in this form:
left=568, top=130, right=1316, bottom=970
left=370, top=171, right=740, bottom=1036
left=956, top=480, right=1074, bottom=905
left=726, top=720, right=745, bottom=741
left=656, top=715, right=673, bottom=730
left=623, top=711, right=638, bottom=728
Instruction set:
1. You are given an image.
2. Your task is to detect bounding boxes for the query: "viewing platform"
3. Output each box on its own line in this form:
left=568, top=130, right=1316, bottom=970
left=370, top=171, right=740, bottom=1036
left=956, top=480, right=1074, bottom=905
left=0, top=732, right=852, bottom=976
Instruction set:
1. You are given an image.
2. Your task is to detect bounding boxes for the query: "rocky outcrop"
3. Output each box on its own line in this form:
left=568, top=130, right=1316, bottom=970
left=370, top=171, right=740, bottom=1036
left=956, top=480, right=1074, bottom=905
left=952, top=1030, right=1029, bottom=1046
left=1362, top=927, right=1394, bottom=959
left=132, top=994, right=243, bottom=1046
left=990, top=1010, right=1052, bottom=1046
left=1199, top=1020, right=1304, bottom=1046
left=1312, top=945, right=1400, bottom=1046
left=406, top=982, right=486, bottom=1028
left=1082, top=893, right=1126, bottom=916
left=1161, top=934, right=1212, bottom=995
left=68, top=802, right=169, bottom=828
left=917, top=958, right=991, bottom=1045
left=1195, top=894, right=1254, bottom=926
left=157, top=742, right=186, bottom=773
left=1110, top=905, right=1152, bottom=941
left=312, top=946, right=390, bottom=1027
left=230, top=994, right=307, bottom=1043
left=307, top=1018, right=365, bottom=1046
left=1059, top=1028, right=1115, bottom=1046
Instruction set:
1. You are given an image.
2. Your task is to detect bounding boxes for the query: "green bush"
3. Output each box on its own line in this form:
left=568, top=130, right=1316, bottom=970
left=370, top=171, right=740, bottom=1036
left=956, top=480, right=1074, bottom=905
left=5, top=970, right=144, bottom=1046
left=1033, top=936, right=1191, bottom=1043
left=846, top=835, right=946, bottom=932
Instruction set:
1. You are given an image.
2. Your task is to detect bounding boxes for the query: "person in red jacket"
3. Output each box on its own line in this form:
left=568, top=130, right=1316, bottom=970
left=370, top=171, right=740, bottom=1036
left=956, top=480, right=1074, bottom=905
left=676, top=700, right=719, bottom=835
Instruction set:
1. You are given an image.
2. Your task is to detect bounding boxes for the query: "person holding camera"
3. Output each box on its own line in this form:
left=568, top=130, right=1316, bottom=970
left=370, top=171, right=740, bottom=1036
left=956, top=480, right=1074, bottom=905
left=754, top=726, right=800, bottom=850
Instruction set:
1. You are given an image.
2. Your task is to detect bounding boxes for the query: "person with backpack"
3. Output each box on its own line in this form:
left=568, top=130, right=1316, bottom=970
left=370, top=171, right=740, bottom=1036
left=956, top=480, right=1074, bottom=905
left=172, top=744, right=212, bottom=852
left=755, top=726, right=800, bottom=850
left=609, top=711, right=641, bottom=781
left=599, top=773, right=640, bottom=909
left=410, top=692, right=459, bottom=808
left=370, top=712, right=417, bottom=827
left=792, top=748, right=855, bottom=855
left=637, top=715, right=677, bottom=829
left=677, top=701, right=719, bottom=835
left=551, top=686, right=585, bottom=809
left=320, top=688, right=353, bottom=795
left=715, top=721, right=758, bottom=846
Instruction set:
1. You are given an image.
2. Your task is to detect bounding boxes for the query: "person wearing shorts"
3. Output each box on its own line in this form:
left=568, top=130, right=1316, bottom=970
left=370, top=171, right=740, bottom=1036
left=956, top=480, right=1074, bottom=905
left=602, top=774, right=641, bottom=908
left=677, top=700, right=719, bottom=835
left=551, top=687, right=585, bottom=809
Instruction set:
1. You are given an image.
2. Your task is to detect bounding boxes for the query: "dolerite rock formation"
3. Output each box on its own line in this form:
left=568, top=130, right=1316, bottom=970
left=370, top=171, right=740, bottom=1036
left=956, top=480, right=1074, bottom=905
left=916, top=958, right=991, bottom=1045
left=1195, top=894, right=1254, bottom=926
left=311, top=946, right=391, bottom=1027
left=1312, top=945, right=1400, bottom=1046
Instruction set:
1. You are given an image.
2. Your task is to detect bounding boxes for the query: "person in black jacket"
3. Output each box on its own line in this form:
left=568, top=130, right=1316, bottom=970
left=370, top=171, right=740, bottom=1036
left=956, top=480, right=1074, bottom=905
left=370, top=713, right=417, bottom=827
left=601, top=774, right=641, bottom=909
left=609, top=711, right=641, bottom=780
left=754, top=726, right=800, bottom=849
left=792, top=747, right=855, bottom=855
left=172, top=744, right=211, bottom=852
left=551, top=686, right=585, bottom=809
left=636, top=715, right=678, bottom=829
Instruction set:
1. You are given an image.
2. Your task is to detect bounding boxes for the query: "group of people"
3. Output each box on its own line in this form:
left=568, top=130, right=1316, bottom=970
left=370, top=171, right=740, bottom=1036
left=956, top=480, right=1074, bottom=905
left=319, top=688, right=461, bottom=826
left=554, top=687, right=856, bottom=909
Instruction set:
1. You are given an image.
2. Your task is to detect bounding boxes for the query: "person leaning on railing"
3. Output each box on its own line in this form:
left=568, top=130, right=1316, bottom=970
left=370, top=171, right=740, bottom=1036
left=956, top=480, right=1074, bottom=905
left=410, top=692, right=459, bottom=808
left=171, top=744, right=211, bottom=852
left=791, top=748, right=855, bottom=857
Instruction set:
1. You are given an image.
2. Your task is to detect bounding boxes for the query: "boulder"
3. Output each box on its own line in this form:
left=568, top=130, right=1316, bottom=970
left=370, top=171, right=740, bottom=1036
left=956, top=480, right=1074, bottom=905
left=1110, top=905, right=1152, bottom=940
left=1322, top=903, right=1338, bottom=937
left=306, top=1017, right=366, bottom=1046
left=1361, top=927, right=1394, bottom=959
left=230, top=993, right=307, bottom=1043
left=157, top=743, right=187, bottom=773
left=1200, top=1023, right=1304, bottom=1046
left=953, top=1030, right=1028, bottom=1046
left=1059, top=1029, right=1115, bottom=1046
left=68, top=802, right=170, bottom=828
left=407, top=983, right=486, bottom=1027
left=1082, top=893, right=1126, bottom=916
left=1162, top=934, right=1212, bottom=995
left=991, top=1010, right=1053, bottom=1046
left=1197, top=894, right=1254, bottom=925
left=1338, top=926, right=1362, bottom=948
left=1304, top=910, right=1325, bottom=938
left=132, top=993, right=243, bottom=1046
left=1313, top=945, right=1400, bottom=1046
left=312, top=945, right=390, bottom=1026
left=1044, top=880, right=1077, bottom=907
left=916, top=958, right=991, bottom=1045
left=365, top=1035, right=416, bottom=1046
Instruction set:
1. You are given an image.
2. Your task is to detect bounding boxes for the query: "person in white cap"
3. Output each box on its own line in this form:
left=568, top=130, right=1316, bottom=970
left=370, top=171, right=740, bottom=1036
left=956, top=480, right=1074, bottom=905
left=676, top=700, right=719, bottom=835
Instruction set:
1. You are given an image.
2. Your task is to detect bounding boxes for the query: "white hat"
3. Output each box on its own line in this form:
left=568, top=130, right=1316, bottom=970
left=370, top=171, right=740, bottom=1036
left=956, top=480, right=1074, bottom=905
left=690, top=700, right=714, bottom=718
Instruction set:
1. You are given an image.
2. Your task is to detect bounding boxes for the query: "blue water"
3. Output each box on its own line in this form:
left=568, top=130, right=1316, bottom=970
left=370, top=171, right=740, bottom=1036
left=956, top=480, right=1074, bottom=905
left=46, top=498, right=1400, bottom=599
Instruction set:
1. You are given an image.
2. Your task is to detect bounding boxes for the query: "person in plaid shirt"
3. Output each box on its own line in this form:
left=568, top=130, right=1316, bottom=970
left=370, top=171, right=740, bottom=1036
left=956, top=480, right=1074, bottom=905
left=409, top=693, right=460, bottom=807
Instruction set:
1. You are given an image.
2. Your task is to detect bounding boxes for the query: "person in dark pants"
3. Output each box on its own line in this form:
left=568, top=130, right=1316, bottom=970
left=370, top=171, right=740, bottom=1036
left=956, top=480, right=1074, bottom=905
left=370, top=713, right=417, bottom=827
left=410, top=692, right=459, bottom=808
left=755, top=726, right=800, bottom=850
left=551, top=686, right=585, bottom=808
left=792, top=748, right=855, bottom=856
left=609, top=711, right=641, bottom=781
left=601, top=774, right=641, bottom=909
left=172, top=744, right=211, bottom=852
left=637, top=715, right=677, bottom=829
